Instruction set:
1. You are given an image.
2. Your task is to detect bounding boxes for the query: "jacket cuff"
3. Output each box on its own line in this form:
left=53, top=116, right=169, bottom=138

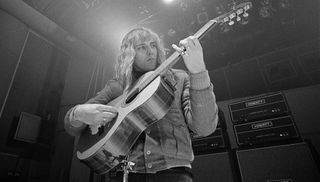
left=68, top=105, right=85, bottom=128
left=189, top=70, right=211, bottom=90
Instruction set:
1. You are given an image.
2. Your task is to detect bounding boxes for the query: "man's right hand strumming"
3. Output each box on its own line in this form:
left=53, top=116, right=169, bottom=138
left=71, top=104, right=118, bottom=134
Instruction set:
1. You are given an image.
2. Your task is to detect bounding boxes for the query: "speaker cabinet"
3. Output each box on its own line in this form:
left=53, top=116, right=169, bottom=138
left=236, top=142, right=320, bottom=182
left=192, top=152, right=237, bottom=182
left=0, top=153, right=18, bottom=179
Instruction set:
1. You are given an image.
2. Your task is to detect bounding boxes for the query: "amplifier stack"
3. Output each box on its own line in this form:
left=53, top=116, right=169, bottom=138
left=191, top=92, right=320, bottom=182
left=191, top=109, right=238, bottom=182
left=191, top=109, right=227, bottom=155
left=191, top=127, right=226, bottom=155
left=229, top=92, right=300, bottom=147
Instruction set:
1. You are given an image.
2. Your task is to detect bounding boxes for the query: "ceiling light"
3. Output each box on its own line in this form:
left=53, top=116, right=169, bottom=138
left=163, top=0, right=176, bottom=4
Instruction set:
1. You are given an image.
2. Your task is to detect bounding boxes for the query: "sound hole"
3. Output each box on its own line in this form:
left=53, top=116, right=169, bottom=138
left=125, top=89, right=139, bottom=104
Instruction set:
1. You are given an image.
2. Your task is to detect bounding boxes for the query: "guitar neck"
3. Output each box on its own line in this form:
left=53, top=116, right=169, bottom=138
left=136, top=19, right=218, bottom=92
left=133, top=1, right=252, bottom=92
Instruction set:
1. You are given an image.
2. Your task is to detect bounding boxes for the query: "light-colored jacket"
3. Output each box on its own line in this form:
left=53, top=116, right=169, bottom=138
left=64, top=69, right=218, bottom=173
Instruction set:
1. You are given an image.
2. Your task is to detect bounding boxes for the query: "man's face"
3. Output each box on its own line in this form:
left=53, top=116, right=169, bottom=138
left=133, top=38, right=158, bottom=73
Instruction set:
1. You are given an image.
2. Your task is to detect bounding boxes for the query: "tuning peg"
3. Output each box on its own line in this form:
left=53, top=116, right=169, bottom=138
left=236, top=16, right=241, bottom=22
left=229, top=12, right=236, bottom=19
left=243, top=4, right=250, bottom=18
left=237, top=8, right=244, bottom=15
left=228, top=13, right=236, bottom=25
left=243, top=11, right=249, bottom=18
left=228, top=20, right=235, bottom=26
left=244, top=4, right=250, bottom=11
left=223, top=17, right=229, bottom=23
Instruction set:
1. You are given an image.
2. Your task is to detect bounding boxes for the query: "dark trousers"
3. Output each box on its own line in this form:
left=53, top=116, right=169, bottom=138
left=108, top=167, right=193, bottom=182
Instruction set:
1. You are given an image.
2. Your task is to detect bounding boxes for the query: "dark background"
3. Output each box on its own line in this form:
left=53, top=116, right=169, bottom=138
left=0, top=0, right=319, bottom=181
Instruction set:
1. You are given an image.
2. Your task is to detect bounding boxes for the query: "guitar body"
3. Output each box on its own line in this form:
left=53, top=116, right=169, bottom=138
left=76, top=74, right=175, bottom=174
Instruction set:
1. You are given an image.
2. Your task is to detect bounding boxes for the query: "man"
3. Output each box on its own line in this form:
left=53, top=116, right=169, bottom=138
left=64, top=27, right=218, bottom=182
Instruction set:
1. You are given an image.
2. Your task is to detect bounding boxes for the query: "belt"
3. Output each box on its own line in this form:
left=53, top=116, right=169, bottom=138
left=109, top=167, right=193, bottom=179
left=157, top=167, right=193, bottom=178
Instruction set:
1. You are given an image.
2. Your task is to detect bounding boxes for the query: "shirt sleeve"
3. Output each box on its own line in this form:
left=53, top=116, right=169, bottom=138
left=64, top=79, right=123, bottom=136
left=182, top=70, right=219, bottom=137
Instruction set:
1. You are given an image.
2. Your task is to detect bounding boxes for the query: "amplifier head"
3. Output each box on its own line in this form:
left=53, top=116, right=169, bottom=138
left=228, top=92, right=290, bottom=124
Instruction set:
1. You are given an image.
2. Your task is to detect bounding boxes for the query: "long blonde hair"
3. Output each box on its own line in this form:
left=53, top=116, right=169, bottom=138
left=115, top=27, right=166, bottom=91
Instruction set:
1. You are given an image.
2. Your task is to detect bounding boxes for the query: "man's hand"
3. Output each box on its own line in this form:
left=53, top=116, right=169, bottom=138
left=73, top=104, right=118, bottom=134
left=172, top=36, right=206, bottom=74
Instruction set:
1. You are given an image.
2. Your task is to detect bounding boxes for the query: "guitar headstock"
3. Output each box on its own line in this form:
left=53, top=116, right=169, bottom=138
left=214, top=2, right=252, bottom=26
